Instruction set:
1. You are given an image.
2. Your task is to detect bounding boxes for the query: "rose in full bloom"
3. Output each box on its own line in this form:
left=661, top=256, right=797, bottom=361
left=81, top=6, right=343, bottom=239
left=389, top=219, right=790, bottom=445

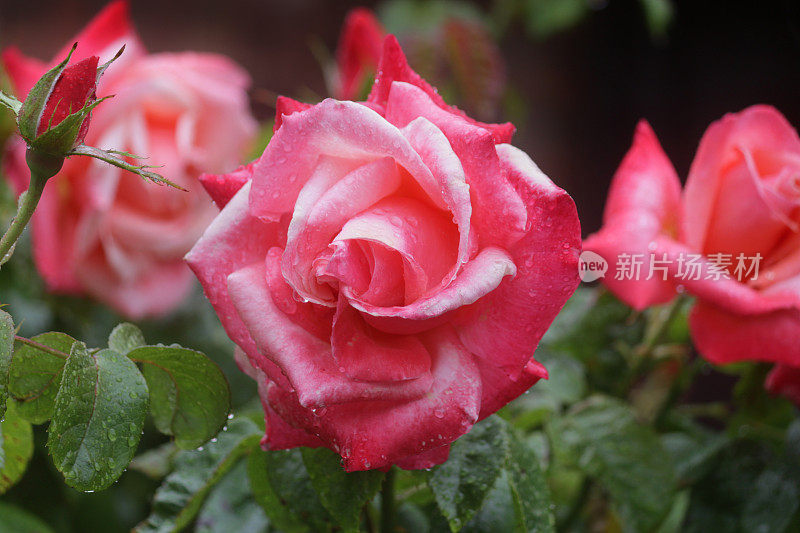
left=585, top=106, right=800, bottom=376
left=187, top=35, right=580, bottom=471
left=2, top=1, right=257, bottom=318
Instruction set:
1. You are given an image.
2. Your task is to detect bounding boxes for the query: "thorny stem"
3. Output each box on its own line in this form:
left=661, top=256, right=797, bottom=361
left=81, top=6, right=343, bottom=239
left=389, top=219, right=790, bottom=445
left=0, top=150, right=61, bottom=263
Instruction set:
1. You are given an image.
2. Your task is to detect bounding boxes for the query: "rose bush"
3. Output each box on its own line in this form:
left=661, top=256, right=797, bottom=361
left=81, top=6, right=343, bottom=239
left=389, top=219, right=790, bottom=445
left=2, top=0, right=257, bottom=318
left=187, top=35, right=580, bottom=471
left=585, top=105, right=800, bottom=394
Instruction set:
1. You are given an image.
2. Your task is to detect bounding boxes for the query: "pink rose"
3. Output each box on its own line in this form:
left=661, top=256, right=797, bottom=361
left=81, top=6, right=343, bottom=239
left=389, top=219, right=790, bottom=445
left=2, top=1, right=257, bottom=318
left=585, top=105, right=800, bottom=370
left=187, top=36, right=580, bottom=471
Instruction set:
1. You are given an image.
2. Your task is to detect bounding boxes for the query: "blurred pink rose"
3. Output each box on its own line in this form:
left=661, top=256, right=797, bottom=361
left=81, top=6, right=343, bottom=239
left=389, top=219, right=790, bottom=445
left=2, top=1, right=257, bottom=318
left=187, top=36, right=580, bottom=471
left=585, top=106, right=800, bottom=372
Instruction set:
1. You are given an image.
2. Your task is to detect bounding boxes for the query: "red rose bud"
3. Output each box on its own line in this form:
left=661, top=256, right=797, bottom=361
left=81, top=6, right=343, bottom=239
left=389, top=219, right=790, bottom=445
left=16, top=43, right=113, bottom=160
left=36, top=55, right=98, bottom=142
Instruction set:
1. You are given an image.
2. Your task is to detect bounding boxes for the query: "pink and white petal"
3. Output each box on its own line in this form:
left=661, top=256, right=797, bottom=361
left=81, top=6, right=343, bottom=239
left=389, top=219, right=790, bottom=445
left=347, top=246, right=515, bottom=325
left=185, top=181, right=290, bottom=388
left=385, top=81, right=527, bottom=248
left=318, top=327, right=481, bottom=472
left=477, top=358, right=548, bottom=420
left=259, top=382, right=325, bottom=450
left=331, top=296, right=431, bottom=382
left=583, top=120, right=682, bottom=310
left=227, top=263, right=434, bottom=409
left=283, top=156, right=401, bottom=304
left=455, top=144, right=580, bottom=377
left=401, top=117, right=472, bottom=284
left=368, top=35, right=514, bottom=144
left=333, top=196, right=459, bottom=294
left=683, top=105, right=800, bottom=250
left=265, top=247, right=334, bottom=341
left=656, top=239, right=800, bottom=315
left=273, top=95, right=312, bottom=132
left=199, top=160, right=255, bottom=208
left=249, top=99, right=448, bottom=222
left=690, top=302, right=800, bottom=367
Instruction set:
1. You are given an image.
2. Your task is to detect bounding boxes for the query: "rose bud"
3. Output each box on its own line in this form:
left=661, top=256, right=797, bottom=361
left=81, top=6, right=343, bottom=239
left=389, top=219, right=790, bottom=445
left=334, top=8, right=385, bottom=100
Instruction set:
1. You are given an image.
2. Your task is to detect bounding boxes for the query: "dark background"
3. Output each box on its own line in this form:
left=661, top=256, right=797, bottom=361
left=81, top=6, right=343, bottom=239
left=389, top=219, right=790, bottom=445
left=2, top=0, right=799, bottom=235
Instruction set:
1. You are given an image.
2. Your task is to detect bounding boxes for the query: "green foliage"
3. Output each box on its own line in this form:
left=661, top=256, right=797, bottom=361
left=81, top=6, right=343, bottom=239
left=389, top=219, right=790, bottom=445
left=549, top=396, right=678, bottom=531
left=195, top=460, right=268, bottom=533
left=136, top=417, right=261, bottom=533
left=248, top=448, right=331, bottom=532
left=0, top=402, right=33, bottom=495
left=129, top=344, right=231, bottom=450
left=301, top=447, right=385, bottom=532
left=108, top=322, right=146, bottom=355
left=8, top=332, right=74, bottom=424
left=0, top=308, right=14, bottom=420
left=47, top=343, right=149, bottom=491
left=429, top=416, right=555, bottom=533
left=0, top=502, right=55, bottom=533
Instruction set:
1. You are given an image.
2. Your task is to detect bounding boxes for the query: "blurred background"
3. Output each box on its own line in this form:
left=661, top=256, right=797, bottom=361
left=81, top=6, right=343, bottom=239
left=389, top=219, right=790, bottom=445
left=0, top=1, right=799, bottom=531
left=3, top=0, right=799, bottom=234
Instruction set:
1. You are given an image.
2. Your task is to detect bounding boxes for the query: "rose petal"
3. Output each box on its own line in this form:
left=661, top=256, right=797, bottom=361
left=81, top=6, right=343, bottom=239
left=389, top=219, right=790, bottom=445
left=765, top=364, right=800, bottom=406
left=384, top=81, right=527, bottom=248
left=583, top=120, right=683, bottom=310
left=273, top=95, right=312, bottom=132
left=199, top=159, right=255, bottom=208
left=185, top=181, right=290, bottom=388
left=265, top=326, right=481, bottom=472
left=455, top=144, right=580, bottom=377
left=690, top=301, right=800, bottom=366
left=331, top=296, right=432, bottom=382
left=282, top=156, right=401, bottom=304
left=226, top=262, right=435, bottom=409
left=249, top=99, right=449, bottom=222
left=368, top=35, right=514, bottom=144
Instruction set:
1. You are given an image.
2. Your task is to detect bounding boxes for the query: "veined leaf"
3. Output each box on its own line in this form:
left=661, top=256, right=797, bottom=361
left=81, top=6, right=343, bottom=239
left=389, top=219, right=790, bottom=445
left=47, top=344, right=148, bottom=491
left=128, top=345, right=230, bottom=449
left=0, top=402, right=33, bottom=494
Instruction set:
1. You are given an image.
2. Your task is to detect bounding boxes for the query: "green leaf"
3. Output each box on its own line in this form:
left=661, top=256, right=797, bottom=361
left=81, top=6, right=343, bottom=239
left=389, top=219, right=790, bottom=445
left=506, top=430, right=555, bottom=533
left=524, top=0, right=589, bottom=39
left=429, top=416, right=509, bottom=531
left=0, top=402, right=33, bottom=494
left=0, top=90, right=22, bottom=115
left=301, top=447, right=384, bottom=532
left=8, top=332, right=74, bottom=424
left=108, top=322, right=146, bottom=355
left=549, top=396, right=677, bottom=531
left=136, top=417, right=261, bottom=533
left=661, top=430, right=727, bottom=485
left=30, top=96, right=109, bottom=155
left=195, top=460, right=269, bottom=533
left=0, top=308, right=14, bottom=421
left=429, top=416, right=555, bottom=533
left=684, top=440, right=799, bottom=533
left=47, top=344, right=148, bottom=491
left=67, top=144, right=183, bottom=189
left=17, top=43, right=77, bottom=140
left=639, top=0, right=674, bottom=41
left=128, top=345, right=231, bottom=449
left=0, top=502, right=55, bottom=533
left=248, top=448, right=331, bottom=533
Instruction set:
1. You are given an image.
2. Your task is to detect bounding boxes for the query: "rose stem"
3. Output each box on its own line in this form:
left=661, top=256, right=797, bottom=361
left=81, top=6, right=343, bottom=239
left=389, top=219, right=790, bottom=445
left=380, top=467, right=396, bottom=533
left=0, top=149, right=63, bottom=263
